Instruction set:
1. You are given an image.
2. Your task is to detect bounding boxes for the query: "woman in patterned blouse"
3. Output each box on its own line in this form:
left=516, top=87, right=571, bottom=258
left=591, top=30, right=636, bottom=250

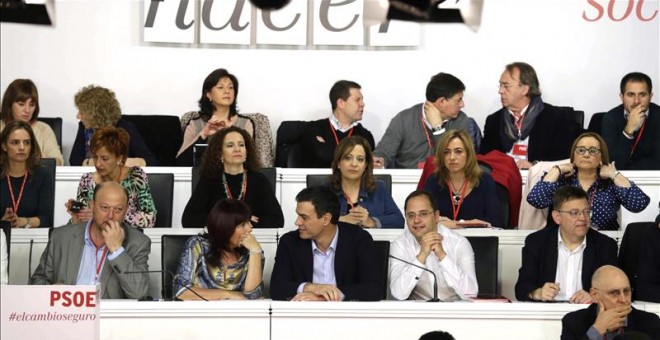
left=65, top=127, right=157, bottom=228
left=174, top=199, right=264, bottom=300
left=527, top=132, right=650, bottom=230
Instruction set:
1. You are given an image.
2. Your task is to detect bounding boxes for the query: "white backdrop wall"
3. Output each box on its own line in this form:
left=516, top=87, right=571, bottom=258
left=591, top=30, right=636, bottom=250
left=1, top=0, right=658, bottom=165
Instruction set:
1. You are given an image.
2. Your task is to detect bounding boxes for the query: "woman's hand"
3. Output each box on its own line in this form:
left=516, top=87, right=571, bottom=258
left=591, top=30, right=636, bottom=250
left=556, top=163, right=575, bottom=176
left=200, top=117, right=226, bottom=139
left=2, top=207, right=18, bottom=227
left=599, top=162, right=618, bottom=180
left=240, top=233, right=262, bottom=253
left=348, top=206, right=376, bottom=228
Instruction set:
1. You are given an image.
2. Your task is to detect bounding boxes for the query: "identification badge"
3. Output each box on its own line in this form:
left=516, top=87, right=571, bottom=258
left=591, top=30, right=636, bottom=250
left=512, top=143, right=528, bottom=157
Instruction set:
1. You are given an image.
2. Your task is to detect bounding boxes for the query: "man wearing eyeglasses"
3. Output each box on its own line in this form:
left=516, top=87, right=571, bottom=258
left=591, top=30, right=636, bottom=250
left=516, top=186, right=617, bottom=302
left=389, top=190, right=478, bottom=301
left=561, top=265, right=660, bottom=339
left=31, top=182, right=151, bottom=299
left=480, top=62, right=581, bottom=169
left=601, top=72, right=659, bottom=170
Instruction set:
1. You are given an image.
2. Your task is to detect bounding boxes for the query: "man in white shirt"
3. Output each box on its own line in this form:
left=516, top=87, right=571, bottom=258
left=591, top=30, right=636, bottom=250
left=389, top=190, right=478, bottom=301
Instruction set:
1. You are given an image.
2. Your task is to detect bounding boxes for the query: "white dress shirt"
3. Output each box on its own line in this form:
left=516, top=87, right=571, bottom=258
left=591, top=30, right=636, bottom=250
left=554, top=229, right=586, bottom=301
left=389, top=225, right=478, bottom=301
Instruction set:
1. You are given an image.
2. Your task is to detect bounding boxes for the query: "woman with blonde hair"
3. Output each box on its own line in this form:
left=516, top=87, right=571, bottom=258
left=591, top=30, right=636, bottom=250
left=424, top=129, right=501, bottom=228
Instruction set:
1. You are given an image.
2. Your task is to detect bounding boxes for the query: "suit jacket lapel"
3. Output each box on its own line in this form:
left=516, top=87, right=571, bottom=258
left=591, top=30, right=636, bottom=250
left=298, top=238, right=314, bottom=282
left=333, top=225, right=347, bottom=285
left=66, top=225, right=86, bottom=284
left=547, top=228, right=559, bottom=283
left=582, top=232, right=596, bottom=290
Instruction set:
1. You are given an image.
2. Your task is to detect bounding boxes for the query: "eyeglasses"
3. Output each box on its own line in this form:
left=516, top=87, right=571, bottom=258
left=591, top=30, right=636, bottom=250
left=405, top=210, right=434, bottom=220
left=556, top=209, right=591, bottom=219
left=593, top=287, right=632, bottom=299
left=498, top=83, right=520, bottom=91
left=574, top=146, right=601, bottom=156
left=98, top=205, right=125, bottom=214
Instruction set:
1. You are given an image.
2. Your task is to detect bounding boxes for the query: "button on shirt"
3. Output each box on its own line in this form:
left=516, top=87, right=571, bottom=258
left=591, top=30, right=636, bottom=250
left=75, top=222, right=125, bottom=285
left=554, top=229, right=586, bottom=301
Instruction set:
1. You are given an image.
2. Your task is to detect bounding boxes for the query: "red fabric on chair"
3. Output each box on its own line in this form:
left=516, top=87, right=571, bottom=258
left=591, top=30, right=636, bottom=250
left=417, top=156, right=437, bottom=190
left=476, top=151, right=522, bottom=228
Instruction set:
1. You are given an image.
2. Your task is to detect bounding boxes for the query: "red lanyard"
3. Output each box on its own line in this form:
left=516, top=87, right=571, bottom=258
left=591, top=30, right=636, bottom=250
left=343, top=192, right=356, bottom=210
left=630, top=120, right=646, bottom=156
left=328, top=119, right=354, bottom=145
left=6, top=173, right=28, bottom=213
left=420, top=113, right=433, bottom=150
left=224, top=172, right=248, bottom=201
left=514, top=113, right=526, bottom=140
left=89, top=226, right=109, bottom=282
left=446, top=180, right=468, bottom=220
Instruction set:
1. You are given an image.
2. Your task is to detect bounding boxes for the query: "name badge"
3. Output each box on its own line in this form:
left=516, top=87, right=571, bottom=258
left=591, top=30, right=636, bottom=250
left=512, top=143, right=528, bottom=157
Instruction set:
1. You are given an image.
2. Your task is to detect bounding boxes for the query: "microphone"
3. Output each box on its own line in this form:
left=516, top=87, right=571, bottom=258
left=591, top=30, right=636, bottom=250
left=389, top=254, right=440, bottom=302
left=123, top=269, right=209, bottom=301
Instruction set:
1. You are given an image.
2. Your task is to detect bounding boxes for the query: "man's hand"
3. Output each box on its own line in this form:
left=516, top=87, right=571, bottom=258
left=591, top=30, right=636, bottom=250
left=569, top=289, right=592, bottom=304
left=593, top=301, right=632, bottom=335
left=291, top=292, right=326, bottom=301
left=417, top=232, right=443, bottom=263
left=303, top=283, right=343, bottom=301
left=424, top=101, right=443, bottom=127
left=373, top=156, right=385, bottom=169
left=624, top=105, right=647, bottom=135
left=101, top=221, right=125, bottom=253
left=531, top=282, right=560, bottom=301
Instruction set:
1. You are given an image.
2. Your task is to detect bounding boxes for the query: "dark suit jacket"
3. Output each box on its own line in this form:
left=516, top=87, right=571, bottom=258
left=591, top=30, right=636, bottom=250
left=561, top=303, right=660, bottom=340
left=301, top=118, right=375, bottom=168
left=601, top=102, right=660, bottom=170
left=515, top=225, right=618, bottom=301
left=270, top=223, right=381, bottom=301
left=636, top=225, right=660, bottom=303
left=480, top=102, right=579, bottom=162
left=30, top=223, right=151, bottom=299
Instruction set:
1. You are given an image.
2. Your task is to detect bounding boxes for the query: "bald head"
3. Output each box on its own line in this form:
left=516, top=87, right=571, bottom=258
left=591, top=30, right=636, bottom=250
left=93, top=181, right=128, bottom=203
left=592, top=265, right=628, bottom=288
left=590, top=265, right=632, bottom=309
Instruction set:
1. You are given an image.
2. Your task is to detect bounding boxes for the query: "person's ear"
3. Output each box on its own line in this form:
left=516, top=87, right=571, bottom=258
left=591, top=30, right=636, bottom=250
left=551, top=209, right=561, bottom=225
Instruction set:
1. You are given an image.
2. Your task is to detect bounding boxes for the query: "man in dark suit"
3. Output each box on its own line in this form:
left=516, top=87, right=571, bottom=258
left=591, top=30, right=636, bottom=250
left=515, top=186, right=617, bottom=302
left=561, top=265, right=660, bottom=340
left=601, top=72, right=659, bottom=170
left=480, top=62, right=580, bottom=169
left=270, top=186, right=381, bottom=301
left=30, top=182, right=151, bottom=299
left=636, top=216, right=660, bottom=303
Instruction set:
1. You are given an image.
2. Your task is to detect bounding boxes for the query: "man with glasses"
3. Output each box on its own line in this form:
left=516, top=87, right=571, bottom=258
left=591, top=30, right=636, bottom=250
left=601, top=72, right=659, bottom=170
left=389, top=190, right=478, bottom=301
left=31, top=182, right=151, bottom=299
left=561, top=265, right=660, bottom=339
left=515, top=186, right=617, bottom=302
left=480, top=62, right=581, bottom=169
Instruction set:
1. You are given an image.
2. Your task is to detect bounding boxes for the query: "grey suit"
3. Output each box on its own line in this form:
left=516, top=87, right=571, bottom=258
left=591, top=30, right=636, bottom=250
left=30, top=223, right=151, bottom=299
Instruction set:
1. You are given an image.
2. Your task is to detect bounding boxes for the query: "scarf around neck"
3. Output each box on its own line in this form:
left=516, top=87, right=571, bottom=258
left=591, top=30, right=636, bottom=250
left=499, top=96, right=544, bottom=151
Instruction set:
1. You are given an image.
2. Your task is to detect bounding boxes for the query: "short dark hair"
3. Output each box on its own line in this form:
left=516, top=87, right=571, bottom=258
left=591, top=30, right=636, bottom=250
left=425, top=72, right=466, bottom=102
left=552, top=186, right=588, bottom=211
left=329, top=80, right=361, bottom=111
left=204, top=199, right=252, bottom=267
left=296, top=186, right=340, bottom=225
left=404, top=190, right=438, bottom=212
left=505, top=62, right=541, bottom=97
left=418, top=330, right=456, bottom=340
left=198, top=68, right=239, bottom=119
left=619, top=72, right=653, bottom=94
left=1, top=79, right=40, bottom=124
left=89, top=127, right=130, bottom=165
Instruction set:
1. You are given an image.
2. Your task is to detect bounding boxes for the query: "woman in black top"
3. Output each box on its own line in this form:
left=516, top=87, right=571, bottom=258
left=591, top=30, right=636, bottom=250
left=0, top=120, right=54, bottom=228
left=182, top=126, right=283, bottom=228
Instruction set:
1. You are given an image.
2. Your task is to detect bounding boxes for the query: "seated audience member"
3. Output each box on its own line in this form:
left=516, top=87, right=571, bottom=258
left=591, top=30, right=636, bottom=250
left=480, top=62, right=580, bottom=169
left=527, top=132, right=649, bottom=230
left=390, top=190, right=478, bottom=301
left=1, top=227, right=7, bottom=284
left=374, top=72, right=481, bottom=169
left=561, top=265, right=660, bottom=340
left=174, top=199, right=264, bottom=300
left=419, top=331, right=456, bottom=340
left=329, top=136, right=404, bottom=228
left=301, top=80, right=375, bottom=168
left=182, top=126, right=283, bottom=228
left=1, top=79, right=63, bottom=165
left=1, top=121, right=54, bottom=228
left=177, top=68, right=255, bottom=166
left=70, top=84, right=156, bottom=166
left=424, top=129, right=501, bottom=228
left=31, top=182, right=151, bottom=299
left=516, top=186, right=618, bottom=302
left=601, top=72, right=659, bottom=170
left=66, top=127, right=157, bottom=228
left=636, top=215, right=660, bottom=303
left=270, top=186, right=381, bottom=301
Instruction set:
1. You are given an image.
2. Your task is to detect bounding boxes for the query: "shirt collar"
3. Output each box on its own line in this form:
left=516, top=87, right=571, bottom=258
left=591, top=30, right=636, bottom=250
left=557, top=228, right=587, bottom=252
left=508, top=104, right=529, bottom=121
left=84, top=220, right=106, bottom=250
left=312, top=227, right=339, bottom=254
left=329, top=114, right=358, bottom=133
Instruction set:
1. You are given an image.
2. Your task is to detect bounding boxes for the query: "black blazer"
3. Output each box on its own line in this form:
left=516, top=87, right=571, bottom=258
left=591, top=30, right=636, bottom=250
left=300, top=118, right=375, bottom=168
left=480, top=102, right=579, bottom=162
left=561, top=303, right=660, bottom=340
left=636, top=225, right=660, bottom=303
left=515, top=225, right=618, bottom=301
left=269, top=223, right=381, bottom=301
left=601, top=102, right=660, bottom=170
